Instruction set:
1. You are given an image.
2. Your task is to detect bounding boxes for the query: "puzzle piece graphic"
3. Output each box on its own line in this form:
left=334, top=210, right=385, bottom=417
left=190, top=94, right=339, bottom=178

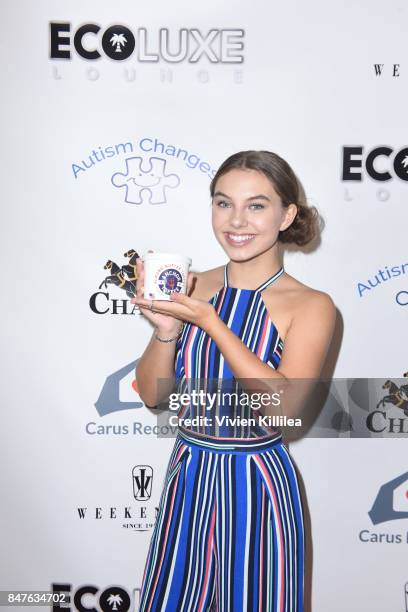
left=111, top=156, right=180, bottom=204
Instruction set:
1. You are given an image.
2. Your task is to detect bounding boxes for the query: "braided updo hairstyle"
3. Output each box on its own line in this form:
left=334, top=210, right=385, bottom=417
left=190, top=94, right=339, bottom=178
left=209, top=150, right=321, bottom=246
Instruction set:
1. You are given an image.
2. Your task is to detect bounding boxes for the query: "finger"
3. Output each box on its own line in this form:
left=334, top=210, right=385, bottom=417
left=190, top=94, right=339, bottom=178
left=135, top=260, right=144, bottom=297
left=133, top=297, right=183, bottom=316
left=134, top=280, right=143, bottom=299
left=169, top=292, right=189, bottom=304
left=134, top=251, right=151, bottom=300
left=132, top=297, right=163, bottom=309
left=132, top=277, right=143, bottom=302
left=135, top=259, right=142, bottom=278
left=136, top=258, right=144, bottom=277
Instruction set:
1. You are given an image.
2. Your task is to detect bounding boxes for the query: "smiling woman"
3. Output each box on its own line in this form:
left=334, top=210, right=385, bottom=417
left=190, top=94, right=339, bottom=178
left=210, top=149, right=320, bottom=251
left=133, top=150, right=336, bottom=612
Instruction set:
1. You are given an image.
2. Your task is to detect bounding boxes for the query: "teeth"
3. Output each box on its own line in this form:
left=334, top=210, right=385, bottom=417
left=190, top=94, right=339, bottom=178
left=227, top=234, right=255, bottom=242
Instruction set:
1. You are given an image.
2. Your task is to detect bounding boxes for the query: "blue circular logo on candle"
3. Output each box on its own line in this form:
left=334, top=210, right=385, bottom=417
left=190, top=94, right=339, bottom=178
left=157, top=268, right=183, bottom=295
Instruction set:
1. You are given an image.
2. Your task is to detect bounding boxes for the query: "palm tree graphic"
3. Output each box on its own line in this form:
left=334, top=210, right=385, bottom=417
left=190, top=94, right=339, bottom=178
left=107, top=593, right=123, bottom=610
left=110, top=33, right=127, bottom=53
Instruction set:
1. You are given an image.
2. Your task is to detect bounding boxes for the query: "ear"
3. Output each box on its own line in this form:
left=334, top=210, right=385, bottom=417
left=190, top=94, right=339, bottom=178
left=280, top=203, right=298, bottom=231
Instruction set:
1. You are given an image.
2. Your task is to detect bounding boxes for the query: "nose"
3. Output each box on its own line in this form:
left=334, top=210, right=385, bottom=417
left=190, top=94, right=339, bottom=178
left=229, top=208, right=248, bottom=228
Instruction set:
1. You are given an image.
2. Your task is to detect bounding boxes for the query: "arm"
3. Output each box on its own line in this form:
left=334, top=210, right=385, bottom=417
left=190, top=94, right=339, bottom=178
left=132, top=253, right=193, bottom=409
left=133, top=281, right=336, bottom=418
left=204, top=291, right=337, bottom=419
left=135, top=329, right=178, bottom=408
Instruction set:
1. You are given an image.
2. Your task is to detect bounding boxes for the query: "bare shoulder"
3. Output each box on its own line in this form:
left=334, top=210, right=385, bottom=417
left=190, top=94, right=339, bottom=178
left=261, top=272, right=336, bottom=342
left=283, top=273, right=336, bottom=328
left=188, top=265, right=224, bottom=300
left=274, top=275, right=337, bottom=378
left=284, top=271, right=334, bottom=304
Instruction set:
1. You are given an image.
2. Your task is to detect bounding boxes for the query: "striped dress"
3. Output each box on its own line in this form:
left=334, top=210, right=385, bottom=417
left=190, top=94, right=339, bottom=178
left=174, top=261, right=285, bottom=439
left=138, top=263, right=305, bottom=612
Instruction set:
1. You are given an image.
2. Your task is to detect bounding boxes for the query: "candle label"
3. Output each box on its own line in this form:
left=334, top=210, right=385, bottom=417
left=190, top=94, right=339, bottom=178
left=156, top=265, right=184, bottom=295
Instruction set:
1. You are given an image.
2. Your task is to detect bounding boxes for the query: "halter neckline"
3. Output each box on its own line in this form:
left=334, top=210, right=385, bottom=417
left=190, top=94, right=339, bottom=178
left=223, top=262, right=285, bottom=292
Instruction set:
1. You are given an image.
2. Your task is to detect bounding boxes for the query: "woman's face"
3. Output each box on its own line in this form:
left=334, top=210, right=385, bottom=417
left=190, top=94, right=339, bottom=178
left=211, top=168, right=296, bottom=260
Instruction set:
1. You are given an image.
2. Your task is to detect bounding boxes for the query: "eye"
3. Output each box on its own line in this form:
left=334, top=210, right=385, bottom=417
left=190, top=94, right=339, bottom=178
left=214, top=201, right=265, bottom=210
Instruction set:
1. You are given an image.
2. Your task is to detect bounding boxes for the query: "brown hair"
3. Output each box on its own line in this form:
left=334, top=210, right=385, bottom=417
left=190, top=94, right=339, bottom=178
left=209, top=150, right=321, bottom=246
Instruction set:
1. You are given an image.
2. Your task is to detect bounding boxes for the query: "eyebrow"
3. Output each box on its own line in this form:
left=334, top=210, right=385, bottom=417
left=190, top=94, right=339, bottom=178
left=213, top=191, right=271, bottom=202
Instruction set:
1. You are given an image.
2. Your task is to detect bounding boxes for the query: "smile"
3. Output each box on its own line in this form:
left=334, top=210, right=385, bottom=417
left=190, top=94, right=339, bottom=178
left=224, top=233, right=256, bottom=246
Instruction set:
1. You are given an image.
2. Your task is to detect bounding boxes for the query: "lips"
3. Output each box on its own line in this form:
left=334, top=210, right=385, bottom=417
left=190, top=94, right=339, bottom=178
left=224, top=232, right=256, bottom=247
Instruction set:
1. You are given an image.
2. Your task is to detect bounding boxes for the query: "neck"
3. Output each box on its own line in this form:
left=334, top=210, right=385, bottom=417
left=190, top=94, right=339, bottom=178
left=227, top=250, right=283, bottom=289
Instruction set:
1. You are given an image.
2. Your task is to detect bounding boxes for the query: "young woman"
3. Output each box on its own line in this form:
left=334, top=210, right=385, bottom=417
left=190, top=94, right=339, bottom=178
left=132, top=150, right=336, bottom=612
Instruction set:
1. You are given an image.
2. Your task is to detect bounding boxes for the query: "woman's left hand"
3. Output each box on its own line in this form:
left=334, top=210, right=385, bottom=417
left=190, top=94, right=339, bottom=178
left=131, top=292, right=217, bottom=331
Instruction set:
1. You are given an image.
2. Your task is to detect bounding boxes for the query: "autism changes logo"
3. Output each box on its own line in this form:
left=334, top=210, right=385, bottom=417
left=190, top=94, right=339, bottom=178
left=111, top=156, right=180, bottom=205
left=71, top=136, right=217, bottom=206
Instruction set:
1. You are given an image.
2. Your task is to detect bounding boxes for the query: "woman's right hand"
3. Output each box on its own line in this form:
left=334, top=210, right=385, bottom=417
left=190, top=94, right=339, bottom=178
left=131, top=250, right=194, bottom=334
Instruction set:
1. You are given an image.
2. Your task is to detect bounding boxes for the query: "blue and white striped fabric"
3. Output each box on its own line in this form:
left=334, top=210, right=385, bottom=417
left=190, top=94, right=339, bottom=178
left=138, top=263, right=305, bottom=611
left=174, top=262, right=285, bottom=439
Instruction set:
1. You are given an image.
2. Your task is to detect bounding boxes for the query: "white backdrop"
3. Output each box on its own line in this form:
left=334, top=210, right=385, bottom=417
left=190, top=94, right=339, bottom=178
left=1, top=1, right=408, bottom=611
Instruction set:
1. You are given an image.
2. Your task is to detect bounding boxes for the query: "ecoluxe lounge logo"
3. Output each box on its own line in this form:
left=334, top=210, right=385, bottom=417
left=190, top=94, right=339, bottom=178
left=341, top=145, right=408, bottom=204
left=51, top=583, right=133, bottom=612
left=49, top=23, right=245, bottom=63
left=342, top=145, right=408, bottom=182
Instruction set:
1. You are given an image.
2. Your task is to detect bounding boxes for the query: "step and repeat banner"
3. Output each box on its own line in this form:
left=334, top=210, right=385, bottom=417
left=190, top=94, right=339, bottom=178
left=1, top=1, right=407, bottom=611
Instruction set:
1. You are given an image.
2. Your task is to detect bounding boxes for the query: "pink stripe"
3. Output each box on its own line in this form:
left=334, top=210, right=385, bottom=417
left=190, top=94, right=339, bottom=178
left=148, top=465, right=183, bottom=608
left=202, top=290, right=227, bottom=420
left=213, top=496, right=219, bottom=610
left=172, top=445, right=186, bottom=468
left=201, top=338, right=211, bottom=421
left=184, top=325, right=196, bottom=378
left=253, top=455, right=285, bottom=612
left=179, top=427, right=277, bottom=442
left=197, top=500, right=216, bottom=611
left=203, top=332, right=211, bottom=386
left=256, top=314, right=269, bottom=360
left=203, top=337, right=210, bottom=379
left=259, top=485, right=265, bottom=610
left=260, top=297, right=285, bottom=359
